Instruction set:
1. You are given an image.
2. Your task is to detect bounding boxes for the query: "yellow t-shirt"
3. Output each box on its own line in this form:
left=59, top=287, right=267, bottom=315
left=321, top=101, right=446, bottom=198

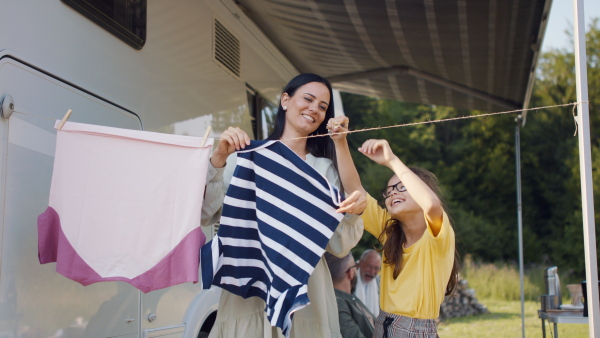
left=361, top=194, right=455, bottom=319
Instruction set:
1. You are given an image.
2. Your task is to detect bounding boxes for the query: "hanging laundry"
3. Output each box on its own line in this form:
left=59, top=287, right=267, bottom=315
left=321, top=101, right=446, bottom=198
left=38, top=121, right=213, bottom=293
left=200, top=140, right=344, bottom=337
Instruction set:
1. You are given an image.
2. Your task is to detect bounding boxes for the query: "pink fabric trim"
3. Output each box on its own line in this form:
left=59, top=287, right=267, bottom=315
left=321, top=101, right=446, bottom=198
left=38, top=206, right=206, bottom=293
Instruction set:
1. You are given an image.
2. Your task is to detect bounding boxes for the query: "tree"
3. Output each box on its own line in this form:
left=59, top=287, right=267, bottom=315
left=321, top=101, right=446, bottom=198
left=523, top=18, right=600, bottom=276
left=344, top=19, right=600, bottom=276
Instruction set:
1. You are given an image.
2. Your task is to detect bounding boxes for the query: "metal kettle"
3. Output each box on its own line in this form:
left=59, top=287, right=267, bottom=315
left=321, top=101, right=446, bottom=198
left=544, top=266, right=562, bottom=309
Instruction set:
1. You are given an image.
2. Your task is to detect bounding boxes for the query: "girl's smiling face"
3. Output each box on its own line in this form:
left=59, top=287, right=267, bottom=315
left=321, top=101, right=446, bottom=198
left=384, top=175, right=420, bottom=216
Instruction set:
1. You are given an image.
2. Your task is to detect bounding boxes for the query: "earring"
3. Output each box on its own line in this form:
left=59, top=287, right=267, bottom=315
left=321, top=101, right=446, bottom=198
left=283, top=106, right=287, bottom=111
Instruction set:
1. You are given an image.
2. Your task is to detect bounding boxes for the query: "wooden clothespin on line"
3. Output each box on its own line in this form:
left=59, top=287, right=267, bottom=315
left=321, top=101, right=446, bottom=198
left=200, top=125, right=212, bottom=147
left=56, top=109, right=73, bottom=130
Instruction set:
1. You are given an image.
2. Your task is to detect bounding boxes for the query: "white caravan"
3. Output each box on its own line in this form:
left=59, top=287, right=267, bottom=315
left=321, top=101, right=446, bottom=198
left=0, top=0, right=298, bottom=337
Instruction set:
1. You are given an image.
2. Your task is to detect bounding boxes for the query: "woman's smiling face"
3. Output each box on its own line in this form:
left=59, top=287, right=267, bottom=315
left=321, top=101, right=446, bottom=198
left=281, top=81, right=330, bottom=137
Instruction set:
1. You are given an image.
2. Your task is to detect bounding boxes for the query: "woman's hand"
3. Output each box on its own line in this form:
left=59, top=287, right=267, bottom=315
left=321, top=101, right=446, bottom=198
left=336, top=189, right=367, bottom=215
left=210, top=127, right=251, bottom=168
left=358, top=139, right=398, bottom=167
left=326, top=116, right=350, bottom=142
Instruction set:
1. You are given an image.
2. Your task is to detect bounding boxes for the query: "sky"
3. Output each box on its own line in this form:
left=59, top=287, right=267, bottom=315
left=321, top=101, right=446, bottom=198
left=542, top=0, right=600, bottom=51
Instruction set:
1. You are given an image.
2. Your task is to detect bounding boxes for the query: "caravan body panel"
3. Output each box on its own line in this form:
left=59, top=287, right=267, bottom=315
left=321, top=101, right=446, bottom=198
left=0, top=0, right=297, bottom=336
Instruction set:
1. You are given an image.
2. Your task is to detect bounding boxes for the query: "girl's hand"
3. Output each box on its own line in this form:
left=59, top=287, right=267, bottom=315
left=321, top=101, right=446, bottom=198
left=210, top=127, right=251, bottom=168
left=336, top=189, right=367, bottom=215
left=358, top=139, right=398, bottom=166
left=326, top=116, right=350, bottom=142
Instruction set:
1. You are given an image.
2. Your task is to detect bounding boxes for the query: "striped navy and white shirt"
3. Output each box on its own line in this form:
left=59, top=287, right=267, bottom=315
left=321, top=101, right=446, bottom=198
left=201, top=140, right=345, bottom=336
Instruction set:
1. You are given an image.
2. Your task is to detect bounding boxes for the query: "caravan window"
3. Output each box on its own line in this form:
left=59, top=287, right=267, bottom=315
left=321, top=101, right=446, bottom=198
left=62, top=0, right=147, bottom=49
left=257, top=95, right=277, bottom=140
left=247, top=88, right=277, bottom=140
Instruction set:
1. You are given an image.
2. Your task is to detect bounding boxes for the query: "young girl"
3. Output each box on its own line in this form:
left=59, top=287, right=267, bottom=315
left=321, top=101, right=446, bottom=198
left=329, top=127, right=459, bottom=338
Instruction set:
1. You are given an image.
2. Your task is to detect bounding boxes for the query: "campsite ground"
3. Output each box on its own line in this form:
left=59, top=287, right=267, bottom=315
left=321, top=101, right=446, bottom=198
left=438, top=297, right=589, bottom=337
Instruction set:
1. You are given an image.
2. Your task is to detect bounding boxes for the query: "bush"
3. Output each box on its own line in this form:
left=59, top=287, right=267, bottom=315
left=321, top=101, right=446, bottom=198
left=461, top=255, right=543, bottom=301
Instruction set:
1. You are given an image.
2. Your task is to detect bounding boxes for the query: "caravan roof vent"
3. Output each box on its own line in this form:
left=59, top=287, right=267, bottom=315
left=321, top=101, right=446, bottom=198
left=213, top=18, right=241, bottom=79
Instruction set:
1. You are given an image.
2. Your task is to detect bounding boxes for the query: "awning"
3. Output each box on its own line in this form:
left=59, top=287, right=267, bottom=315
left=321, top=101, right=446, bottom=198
left=236, top=0, right=551, bottom=113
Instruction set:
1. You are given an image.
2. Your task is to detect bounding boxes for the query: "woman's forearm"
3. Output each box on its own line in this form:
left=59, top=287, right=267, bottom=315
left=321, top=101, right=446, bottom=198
left=333, top=138, right=365, bottom=194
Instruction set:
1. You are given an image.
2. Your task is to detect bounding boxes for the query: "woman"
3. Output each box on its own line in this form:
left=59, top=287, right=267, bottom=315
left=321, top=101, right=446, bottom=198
left=204, top=73, right=366, bottom=338
left=332, top=134, right=459, bottom=337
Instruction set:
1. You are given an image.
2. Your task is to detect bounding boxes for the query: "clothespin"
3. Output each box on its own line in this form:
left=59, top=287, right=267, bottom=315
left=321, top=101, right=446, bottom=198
left=56, top=109, right=73, bottom=130
left=200, top=126, right=212, bottom=147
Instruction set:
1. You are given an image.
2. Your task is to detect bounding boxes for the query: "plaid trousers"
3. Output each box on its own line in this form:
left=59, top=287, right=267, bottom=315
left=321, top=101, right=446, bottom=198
left=373, top=310, right=438, bottom=338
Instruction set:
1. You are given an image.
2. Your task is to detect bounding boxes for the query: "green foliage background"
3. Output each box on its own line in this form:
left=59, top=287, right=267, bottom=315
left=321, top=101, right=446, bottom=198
left=347, top=19, right=600, bottom=279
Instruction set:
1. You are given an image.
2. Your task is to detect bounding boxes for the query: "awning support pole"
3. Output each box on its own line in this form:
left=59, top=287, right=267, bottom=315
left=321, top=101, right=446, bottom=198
left=572, top=0, right=599, bottom=337
left=515, top=115, right=526, bottom=338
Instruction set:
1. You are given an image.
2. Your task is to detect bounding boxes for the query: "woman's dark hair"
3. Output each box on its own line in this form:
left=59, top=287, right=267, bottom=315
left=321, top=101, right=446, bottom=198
left=377, top=167, right=460, bottom=296
left=267, top=73, right=343, bottom=190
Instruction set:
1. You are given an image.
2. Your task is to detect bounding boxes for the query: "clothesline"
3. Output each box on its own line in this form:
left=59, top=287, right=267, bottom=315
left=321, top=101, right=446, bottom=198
left=13, top=110, right=61, bottom=122
left=285, top=101, right=586, bottom=140
left=12, top=101, right=586, bottom=141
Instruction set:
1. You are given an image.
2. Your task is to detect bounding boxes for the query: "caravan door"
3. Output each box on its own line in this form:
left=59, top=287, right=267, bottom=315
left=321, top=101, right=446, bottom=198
left=0, top=54, right=142, bottom=337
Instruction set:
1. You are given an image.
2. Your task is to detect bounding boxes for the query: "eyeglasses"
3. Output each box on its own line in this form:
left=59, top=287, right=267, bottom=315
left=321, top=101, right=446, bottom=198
left=346, top=263, right=359, bottom=273
left=381, top=182, right=407, bottom=199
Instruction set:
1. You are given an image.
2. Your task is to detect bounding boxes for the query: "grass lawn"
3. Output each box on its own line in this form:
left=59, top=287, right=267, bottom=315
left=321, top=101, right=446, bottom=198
left=438, top=298, right=589, bottom=337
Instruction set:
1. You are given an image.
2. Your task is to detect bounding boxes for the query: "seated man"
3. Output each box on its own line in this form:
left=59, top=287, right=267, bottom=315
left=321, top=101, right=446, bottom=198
left=325, top=252, right=374, bottom=338
left=354, top=249, right=381, bottom=315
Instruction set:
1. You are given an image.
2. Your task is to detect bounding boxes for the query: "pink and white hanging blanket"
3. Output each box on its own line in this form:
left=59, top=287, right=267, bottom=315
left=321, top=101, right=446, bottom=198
left=38, top=121, right=213, bottom=292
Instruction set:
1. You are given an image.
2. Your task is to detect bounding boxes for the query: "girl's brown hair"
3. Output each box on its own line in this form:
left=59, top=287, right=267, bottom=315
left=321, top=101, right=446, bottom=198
left=377, top=167, right=460, bottom=296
